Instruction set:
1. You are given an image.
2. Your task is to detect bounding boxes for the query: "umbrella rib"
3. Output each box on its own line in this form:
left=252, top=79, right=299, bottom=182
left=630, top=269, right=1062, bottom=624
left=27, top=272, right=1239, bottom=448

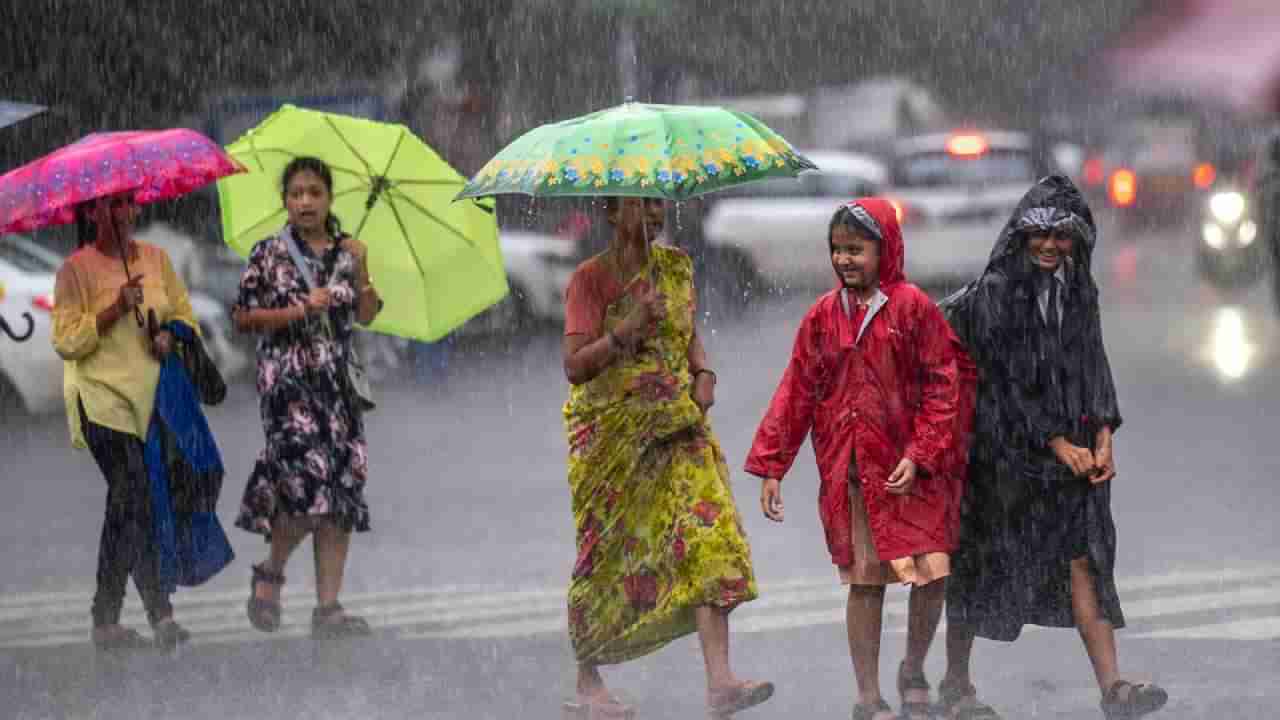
left=322, top=116, right=378, bottom=178
left=387, top=189, right=479, bottom=249
left=383, top=196, right=436, bottom=332
left=231, top=147, right=368, bottom=180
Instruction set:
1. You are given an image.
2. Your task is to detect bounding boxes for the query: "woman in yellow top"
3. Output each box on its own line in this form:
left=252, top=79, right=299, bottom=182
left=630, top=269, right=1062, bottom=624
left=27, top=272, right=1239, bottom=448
left=560, top=197, right=771, bottom=719
left=52, top=193, right=197, bottom=652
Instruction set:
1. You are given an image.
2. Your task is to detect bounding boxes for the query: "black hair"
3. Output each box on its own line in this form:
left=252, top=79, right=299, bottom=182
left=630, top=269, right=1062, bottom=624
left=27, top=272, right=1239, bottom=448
left=826, top=204, right=880, bottom=251
left=281, top=156, right=343, bottom=237
left=74, top=201, right=96, bottom=248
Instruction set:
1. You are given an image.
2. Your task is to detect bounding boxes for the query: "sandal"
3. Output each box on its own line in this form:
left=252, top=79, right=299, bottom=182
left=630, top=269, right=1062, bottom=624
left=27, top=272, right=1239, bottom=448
left=708, top=680, right=775, bottom=717
left=1100, top=680, right=1168, bottom=720
left=897, top=662, right=936, bottom=719
left=563, top=696, right=636, bottom=720
left=92, top=626, right=152, bottom=653
left=311, top=602, right=372, bottom=639
left=151, top=618, right=191, bottom=652
left=246, top=563, right=285, bottom=632
left=938, top=679, right=1001, bottom=720
left=851, top=699, right=895, bottom=720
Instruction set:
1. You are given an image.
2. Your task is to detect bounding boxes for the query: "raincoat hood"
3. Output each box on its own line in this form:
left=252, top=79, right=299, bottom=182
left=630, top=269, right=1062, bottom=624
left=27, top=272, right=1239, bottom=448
left=831, top=198, right=905, bottom=292
left=987, top=175, right=1097, bottom=273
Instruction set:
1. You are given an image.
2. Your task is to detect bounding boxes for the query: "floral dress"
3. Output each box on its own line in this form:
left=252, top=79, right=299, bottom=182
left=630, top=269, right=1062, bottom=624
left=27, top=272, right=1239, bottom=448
left=563, top=244, right=757, bottom=666
left=234, top=228, right=370, bottom=539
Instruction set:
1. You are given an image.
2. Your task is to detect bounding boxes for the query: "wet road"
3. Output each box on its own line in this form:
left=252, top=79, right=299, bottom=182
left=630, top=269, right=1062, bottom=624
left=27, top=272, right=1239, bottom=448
left=2, top=212, right=1279, bottom=719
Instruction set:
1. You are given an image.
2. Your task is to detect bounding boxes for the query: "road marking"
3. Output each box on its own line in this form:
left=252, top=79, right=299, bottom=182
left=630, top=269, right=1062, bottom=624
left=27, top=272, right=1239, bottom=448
left=3, top=565, right=1278, bottom=650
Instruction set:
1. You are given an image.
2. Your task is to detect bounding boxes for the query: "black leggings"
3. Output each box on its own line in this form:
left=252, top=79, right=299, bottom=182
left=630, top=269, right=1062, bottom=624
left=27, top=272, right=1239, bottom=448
left=79, top=401, right=172, bottom=627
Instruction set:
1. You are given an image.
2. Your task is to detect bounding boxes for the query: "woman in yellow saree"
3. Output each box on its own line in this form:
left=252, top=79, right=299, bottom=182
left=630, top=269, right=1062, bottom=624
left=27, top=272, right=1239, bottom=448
left=560, top=197, right=772, bottom=719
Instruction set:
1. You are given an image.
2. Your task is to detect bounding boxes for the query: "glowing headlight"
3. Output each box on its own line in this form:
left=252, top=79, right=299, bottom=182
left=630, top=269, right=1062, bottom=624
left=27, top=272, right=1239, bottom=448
left=1239, top=220, right=1258, bottom=246
left=1203, top=223, right=1227, bottom=249
left=1209, top=191, right=1246, bottom=224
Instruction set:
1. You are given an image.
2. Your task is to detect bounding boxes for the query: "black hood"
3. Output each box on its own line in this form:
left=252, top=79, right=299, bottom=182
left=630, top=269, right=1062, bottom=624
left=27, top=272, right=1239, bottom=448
left=986, top=174, right=1098, bottom=273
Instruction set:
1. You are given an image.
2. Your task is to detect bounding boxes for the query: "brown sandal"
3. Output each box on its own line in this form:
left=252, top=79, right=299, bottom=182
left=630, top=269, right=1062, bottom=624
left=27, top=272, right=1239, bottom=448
left=311, top=602, right=371, bottom=639
left=563, top=696, right=636, bottom=720
left=938, top=679, right=1001, bottom=720
left=708, top=680, right=775, bottom=718
left=897, top=662, right=935, bottom=719
left=247, top=563, right=285, bottom=632
left=1100, top=680, right=1167, bottom=720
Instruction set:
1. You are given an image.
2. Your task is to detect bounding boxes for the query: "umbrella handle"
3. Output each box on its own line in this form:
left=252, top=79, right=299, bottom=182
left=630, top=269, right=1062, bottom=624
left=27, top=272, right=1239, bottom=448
left=111, top=214, right=146, bottom=328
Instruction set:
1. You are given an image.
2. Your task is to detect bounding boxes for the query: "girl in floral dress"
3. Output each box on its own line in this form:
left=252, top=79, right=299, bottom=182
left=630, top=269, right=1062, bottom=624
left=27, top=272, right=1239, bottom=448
left=233, top=157, right=382, bottom=639
left=560, top=197, right=772, bottom=719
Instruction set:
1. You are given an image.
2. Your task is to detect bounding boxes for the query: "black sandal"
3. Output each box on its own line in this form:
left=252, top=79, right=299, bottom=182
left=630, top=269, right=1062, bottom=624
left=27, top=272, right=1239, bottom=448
left=851, top=699, right=894, bottom=720
left=151, top=618, right=191, bottom=651
left=938, top=679, right=1001, bottom=720
left=1100, top=680, right=1167, bottom=720
left=247, top=563, right=285, bottom=632
left=92, top=626, right=153, bottom=653
left=897, top=662, right=936, bottom=719
left=311, top=602, right=371, bottom=639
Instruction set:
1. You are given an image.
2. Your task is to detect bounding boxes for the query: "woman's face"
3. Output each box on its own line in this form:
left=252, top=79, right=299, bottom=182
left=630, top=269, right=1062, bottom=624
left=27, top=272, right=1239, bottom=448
left=92, top=193, right=139, bottom=243
left=608, top=197, right=666, bottom=238
left=1026, top=230, right=1073, bottom=272
left=285, top=169, right=333, bottom=233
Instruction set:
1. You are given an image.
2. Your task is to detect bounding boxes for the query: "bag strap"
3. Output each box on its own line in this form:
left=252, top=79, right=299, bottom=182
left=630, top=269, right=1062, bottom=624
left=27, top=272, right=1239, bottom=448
left=281, top=226, right=322, bottom=290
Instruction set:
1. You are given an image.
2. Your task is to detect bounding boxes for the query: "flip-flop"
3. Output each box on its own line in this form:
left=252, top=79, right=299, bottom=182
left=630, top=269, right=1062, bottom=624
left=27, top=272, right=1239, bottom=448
left=708, top=680, right=775, bottom=718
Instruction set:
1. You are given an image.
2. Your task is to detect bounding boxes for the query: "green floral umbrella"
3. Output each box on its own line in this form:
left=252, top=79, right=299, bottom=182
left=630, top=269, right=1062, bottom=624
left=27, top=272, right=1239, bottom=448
left=456, top=101, right=817, bottom=201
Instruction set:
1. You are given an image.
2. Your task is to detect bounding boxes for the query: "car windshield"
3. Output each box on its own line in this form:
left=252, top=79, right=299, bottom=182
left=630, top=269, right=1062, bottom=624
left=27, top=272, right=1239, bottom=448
left=895, top=149, right=1035, bottom=187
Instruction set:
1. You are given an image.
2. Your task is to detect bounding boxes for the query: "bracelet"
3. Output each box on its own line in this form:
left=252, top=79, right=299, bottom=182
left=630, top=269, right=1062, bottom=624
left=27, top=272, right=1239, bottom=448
left=693, top=368, right=716, bottom=381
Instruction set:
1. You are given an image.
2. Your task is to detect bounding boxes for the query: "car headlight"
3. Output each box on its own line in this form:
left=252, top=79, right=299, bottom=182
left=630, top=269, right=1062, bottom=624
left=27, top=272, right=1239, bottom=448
left=1203, top=223, right=1227, bottom=250
left=1209, top=191, right=1246, bottom=224
left=1239, top=220, right=1258, bottom=246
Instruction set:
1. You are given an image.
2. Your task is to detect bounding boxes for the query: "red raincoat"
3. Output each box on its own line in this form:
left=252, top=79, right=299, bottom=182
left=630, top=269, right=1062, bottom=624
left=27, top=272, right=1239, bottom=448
left=744, top=198, right=971, bottom=567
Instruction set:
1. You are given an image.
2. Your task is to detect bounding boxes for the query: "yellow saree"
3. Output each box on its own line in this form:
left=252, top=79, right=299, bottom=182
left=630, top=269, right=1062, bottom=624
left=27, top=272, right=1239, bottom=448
left=564, top=245, right=757, bottom=665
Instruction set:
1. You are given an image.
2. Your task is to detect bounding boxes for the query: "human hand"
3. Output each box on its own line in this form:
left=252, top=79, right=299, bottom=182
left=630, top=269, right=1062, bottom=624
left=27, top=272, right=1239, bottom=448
left=760, top=478, right=785, bottom=522
left=885, top=457, right=918, bottom=495
left=1092, top=440, right=1116, bottom=484
left=1050, top=437, right=1097, bottom=477
left=692, top=371, right=715, bottom=413
left=151, top=329, right=174, bottom=358
left=616, top=282, right=666, bottom=345
left=117, top=274, right=146, bottom=311
left=305, top=287, right=332, bottom=315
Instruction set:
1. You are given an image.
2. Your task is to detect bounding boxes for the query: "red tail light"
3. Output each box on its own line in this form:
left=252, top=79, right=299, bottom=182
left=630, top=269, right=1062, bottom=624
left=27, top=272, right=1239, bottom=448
left=1109, top=169, right=1137, bottom=208
left=1082, top=157, right=1106, bottom=186
left=32, top=293, right=54, bottom=312
left=1192, top=162, right=1217, bottom=189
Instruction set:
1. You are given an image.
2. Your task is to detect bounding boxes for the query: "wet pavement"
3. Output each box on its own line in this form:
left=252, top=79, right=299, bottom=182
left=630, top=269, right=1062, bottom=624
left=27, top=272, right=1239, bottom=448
left=2, top=212, right=1279, bottom=719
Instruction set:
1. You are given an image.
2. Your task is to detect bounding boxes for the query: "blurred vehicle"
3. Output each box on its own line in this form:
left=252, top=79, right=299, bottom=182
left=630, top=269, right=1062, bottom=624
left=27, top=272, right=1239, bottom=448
left=0, top=233, right=248, bottom=417
left=700, top=149, right=887, bottom=291
left=458, top=229, right=578, bottom=337
left=1098, top=113, right=1214, bottom=227
left=1196, top=186, right=1265, bottom=289
left=0, top=235, right=58, bottom=420
left=886, top=130, right=1047, bottom=289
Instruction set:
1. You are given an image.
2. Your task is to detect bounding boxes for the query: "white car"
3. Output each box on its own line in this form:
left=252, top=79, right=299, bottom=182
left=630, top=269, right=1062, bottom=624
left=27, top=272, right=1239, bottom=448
left=0, top=233, right=249, bottom=417
left=701, top=150, right=888, bottom=291
left=457, top=229, right=578, bottom=336
left=886, top=131, right=1046, bottom=287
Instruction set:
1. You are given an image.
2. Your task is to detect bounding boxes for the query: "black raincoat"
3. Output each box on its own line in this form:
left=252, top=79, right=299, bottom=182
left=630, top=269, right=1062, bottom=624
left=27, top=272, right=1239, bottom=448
left=940, top=175, right=1124, bottom=642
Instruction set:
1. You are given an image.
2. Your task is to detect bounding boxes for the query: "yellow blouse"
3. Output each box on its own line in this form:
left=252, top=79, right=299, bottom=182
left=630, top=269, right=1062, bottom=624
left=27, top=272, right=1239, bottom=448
left=52, top=242, right=197, bottom=449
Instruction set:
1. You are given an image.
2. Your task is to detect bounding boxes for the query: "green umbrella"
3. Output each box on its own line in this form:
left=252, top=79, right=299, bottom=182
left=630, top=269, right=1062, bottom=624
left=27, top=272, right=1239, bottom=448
left=456, top=101, right=817, bottom=201
left=217, top=104, right=505, bottom=343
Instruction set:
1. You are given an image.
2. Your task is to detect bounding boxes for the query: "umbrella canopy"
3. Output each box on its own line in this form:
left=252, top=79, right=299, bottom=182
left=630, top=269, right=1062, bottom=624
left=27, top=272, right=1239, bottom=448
left=457, top=101, right=817, bottom=201
left=1104, top=0, right=1280, bottom=116
left=217, top=104, right=505, bottom=343
left=0, top=129, right=245, bottom=234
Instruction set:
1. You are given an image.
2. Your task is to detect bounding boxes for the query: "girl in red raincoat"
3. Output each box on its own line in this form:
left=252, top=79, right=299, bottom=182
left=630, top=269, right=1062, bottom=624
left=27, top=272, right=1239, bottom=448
left=745, top=199, right=970, bottom=720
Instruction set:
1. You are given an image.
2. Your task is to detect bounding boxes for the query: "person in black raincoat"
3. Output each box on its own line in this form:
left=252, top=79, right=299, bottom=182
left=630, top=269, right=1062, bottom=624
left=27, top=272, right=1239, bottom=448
left=936, top=176, right=1167, bottom=720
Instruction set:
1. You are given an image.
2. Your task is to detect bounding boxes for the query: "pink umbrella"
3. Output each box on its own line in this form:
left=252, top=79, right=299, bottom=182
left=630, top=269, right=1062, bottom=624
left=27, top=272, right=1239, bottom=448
left=0, top=128, right=245, bottom=234
left=1104, top=0, right=1280, bottom=116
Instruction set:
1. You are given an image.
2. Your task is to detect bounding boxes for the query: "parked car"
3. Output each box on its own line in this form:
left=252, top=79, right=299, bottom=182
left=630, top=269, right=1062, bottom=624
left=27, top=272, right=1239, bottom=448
left=699, top=150, right=888, bottom=292
left=886, top=130, right=1048, bottom=290
left=457, top=229, right=578, bottom=336
left=0, top=233, right=249, bottom=417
